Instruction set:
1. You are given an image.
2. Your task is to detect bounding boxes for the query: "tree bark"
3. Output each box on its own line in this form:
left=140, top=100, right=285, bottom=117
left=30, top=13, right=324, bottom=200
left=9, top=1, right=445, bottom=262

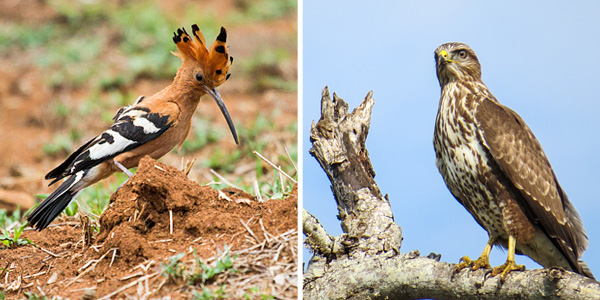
left=303, top=87, right=600, bottom=300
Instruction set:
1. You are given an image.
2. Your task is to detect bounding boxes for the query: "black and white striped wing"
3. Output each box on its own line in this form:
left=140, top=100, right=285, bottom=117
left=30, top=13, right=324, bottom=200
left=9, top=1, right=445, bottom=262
left=46, top=105, right=173, bottom=184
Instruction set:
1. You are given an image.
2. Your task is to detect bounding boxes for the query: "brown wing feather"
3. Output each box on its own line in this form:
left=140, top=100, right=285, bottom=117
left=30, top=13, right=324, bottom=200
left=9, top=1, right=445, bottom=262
left=475, top=98, right=587, bottom=272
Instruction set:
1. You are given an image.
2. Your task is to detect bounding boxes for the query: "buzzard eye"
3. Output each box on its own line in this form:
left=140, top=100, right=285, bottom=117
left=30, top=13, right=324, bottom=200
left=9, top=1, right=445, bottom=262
left=458, top=50, right=468, bottom=59
left=195, top=73, right=203, bottom=82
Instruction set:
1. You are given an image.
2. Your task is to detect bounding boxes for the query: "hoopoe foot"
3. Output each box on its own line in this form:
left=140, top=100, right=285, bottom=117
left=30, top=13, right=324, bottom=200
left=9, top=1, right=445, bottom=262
left=456, top=255, right=492, bottom=273
left=491, top=260, right=525, bottom=281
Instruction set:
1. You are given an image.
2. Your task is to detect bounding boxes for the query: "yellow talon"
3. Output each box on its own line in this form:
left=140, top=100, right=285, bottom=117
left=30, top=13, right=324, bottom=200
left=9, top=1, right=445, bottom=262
left=490, top=235, right=525, bottom=281
left=456, top=256, right=474, bottom=273
left=471, top=255, right=492, bottom=271
left=491, top=259, right=525, bottom=281
left=455, top=237, right=493, bottom=273
left=456, top=254, right=492, bottom=273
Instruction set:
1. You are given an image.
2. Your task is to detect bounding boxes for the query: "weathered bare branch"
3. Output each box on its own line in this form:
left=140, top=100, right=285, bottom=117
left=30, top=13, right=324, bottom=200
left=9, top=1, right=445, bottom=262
left=305, top=250, right=600, bottom=300
left=303, top=209, right=335, bottom=255
left=308, top=87, right=402, bottom=256
left=303, top=86, right=600, bottom=300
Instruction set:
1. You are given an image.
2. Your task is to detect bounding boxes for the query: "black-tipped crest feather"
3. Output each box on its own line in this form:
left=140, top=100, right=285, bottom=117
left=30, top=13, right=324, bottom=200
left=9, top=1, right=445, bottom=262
left=216, top=27, right=227, bottom=42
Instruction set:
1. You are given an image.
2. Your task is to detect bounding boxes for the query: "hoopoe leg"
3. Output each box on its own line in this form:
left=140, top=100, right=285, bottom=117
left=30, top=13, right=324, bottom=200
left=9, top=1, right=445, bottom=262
left=113, top=159, right=133, bottom=177
left=113, top=159, right=133, bottom=178
left=113, top=159, right=133, bottom=191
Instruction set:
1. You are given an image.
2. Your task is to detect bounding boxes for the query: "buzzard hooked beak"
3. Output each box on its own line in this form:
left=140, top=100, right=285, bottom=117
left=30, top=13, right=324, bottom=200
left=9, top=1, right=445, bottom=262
left=438, top=50, right=453, bottom=66
left=205, top=87, right=239, bottom=145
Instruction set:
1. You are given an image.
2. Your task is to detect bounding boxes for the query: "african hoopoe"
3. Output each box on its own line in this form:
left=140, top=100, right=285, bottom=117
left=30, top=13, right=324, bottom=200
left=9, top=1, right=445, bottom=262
left=28, top=25, right=238, bottom=230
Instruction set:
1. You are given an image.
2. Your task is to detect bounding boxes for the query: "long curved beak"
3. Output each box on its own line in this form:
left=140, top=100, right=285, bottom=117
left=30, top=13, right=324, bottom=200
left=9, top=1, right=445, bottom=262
left=205, top=87, right=239, bottom=144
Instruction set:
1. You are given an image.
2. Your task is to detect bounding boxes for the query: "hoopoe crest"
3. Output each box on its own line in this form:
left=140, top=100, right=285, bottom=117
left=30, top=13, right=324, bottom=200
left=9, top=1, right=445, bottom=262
left=173, top=25, right=233, bottom=88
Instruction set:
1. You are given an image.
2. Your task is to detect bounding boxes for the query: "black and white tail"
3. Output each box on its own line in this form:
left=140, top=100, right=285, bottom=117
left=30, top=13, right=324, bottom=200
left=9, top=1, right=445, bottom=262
left=28, top=170, right=87, bottom=230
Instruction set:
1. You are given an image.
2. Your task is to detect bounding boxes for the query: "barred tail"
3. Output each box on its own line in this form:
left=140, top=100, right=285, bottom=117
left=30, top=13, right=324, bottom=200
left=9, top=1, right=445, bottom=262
left=578, top=259, right=595, bottom=280
left=28, top=171, right=86, bottom=230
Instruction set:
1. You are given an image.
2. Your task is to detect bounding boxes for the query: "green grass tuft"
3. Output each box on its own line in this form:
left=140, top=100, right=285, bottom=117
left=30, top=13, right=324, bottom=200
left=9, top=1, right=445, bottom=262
left=0, top=209, right=21, bottom=231
left=160, top=252, right=187, bottom=282
left=192, top=285, right=228, bottom=300
left=243, top=286, right=276, bottom=300
left=189, top=247, right=237, bottom=285
left=159, top=246, right=237, bottom=295
left=1, top=222, right=34, bottom=249
left=24, top=291, right=47, bottom=300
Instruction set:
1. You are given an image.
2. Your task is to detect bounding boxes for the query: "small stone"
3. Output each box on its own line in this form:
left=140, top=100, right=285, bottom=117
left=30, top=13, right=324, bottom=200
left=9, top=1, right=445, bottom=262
left=47, top=272, right=58, bottom=284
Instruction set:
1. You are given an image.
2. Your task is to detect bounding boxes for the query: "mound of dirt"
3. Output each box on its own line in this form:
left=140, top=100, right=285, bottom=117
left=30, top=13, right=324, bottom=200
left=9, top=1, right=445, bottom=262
left=99, top=156, right=296, bottom=264
left=1, top=156, right=298, bottom=299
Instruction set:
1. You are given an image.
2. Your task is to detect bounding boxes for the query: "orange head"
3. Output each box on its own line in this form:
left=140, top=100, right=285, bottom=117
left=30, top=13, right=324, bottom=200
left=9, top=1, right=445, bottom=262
left=172, top=25, right=238, bottom=144
left=173, top=25, right=232, bottom=88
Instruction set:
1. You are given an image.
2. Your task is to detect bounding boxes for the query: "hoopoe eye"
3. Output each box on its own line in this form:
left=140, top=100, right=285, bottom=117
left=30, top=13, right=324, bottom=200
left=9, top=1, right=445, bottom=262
left=195, top=73, right=203, bottom=82
left=458, top=50, right=468, bottom=59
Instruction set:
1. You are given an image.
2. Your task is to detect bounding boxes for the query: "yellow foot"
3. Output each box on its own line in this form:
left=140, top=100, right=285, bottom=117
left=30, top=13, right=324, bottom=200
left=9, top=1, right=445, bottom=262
left=456, top=256, right=473, bottom=273
left=491, top=260, right=525, bottom=281
left=456, top=255, right=492, bottom=273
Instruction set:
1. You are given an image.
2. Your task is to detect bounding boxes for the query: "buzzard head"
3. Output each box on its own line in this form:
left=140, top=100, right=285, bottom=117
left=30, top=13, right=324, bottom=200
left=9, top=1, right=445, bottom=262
left=434, top=42, right=481, bottom=86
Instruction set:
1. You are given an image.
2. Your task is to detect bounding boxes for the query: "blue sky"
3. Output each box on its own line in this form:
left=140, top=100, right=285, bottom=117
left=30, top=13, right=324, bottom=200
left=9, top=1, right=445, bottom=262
left=302, top=1, right=600, bottom=275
